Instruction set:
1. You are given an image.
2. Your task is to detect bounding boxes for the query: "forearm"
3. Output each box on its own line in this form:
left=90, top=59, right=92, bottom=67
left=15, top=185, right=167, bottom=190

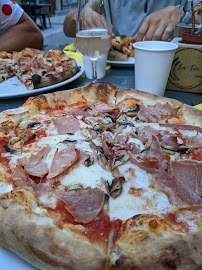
left=63, top=10, right=77, bottom=37
left=0, top=13, right=43, bottom=53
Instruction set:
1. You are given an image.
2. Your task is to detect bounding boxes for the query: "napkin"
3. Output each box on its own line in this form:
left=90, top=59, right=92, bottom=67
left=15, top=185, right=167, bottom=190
left=194, top=104, right=202, bottom=111
left=63, top=43, right=111, bottom=70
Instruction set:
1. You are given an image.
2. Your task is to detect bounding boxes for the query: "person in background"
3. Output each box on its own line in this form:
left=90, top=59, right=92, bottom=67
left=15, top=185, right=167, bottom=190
left=0, top=0, right=43, bottom=53
left=63, top=0, right=196, bottom=42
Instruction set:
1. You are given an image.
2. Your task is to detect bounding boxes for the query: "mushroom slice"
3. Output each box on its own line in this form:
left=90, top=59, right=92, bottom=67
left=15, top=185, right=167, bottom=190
left=112, top=154, right=129, bottom=170
left=98, top=152, right=108, bottom=169
left=112, top=168, right=122, bottom=178
left=65, top=184, right=84, bottom=192
left=116, top=115, right=128, bottom=123
left=102, top=176, right=125, bottom=199
left=105, top=113, right=116, bottom=123
left=119, top=122, right=134, bottom=127
left=162, top=146, right=190, bottom=154
left=90, top=140, right=103, bottom=152
left=110, top=177, right=125, bottom=199
left=61, top=139, right=77, bottom=145
left=101, top=178, right=111, bottom=195
left=21, top=134, right=36, bottom=143
left=116, top=115, right=134, bottom=128
left=3, top=145, right=22, bottom=155
left=9, top=136, right=21, bottom=145
left=85, top=117, right=98, bottom=127
left=126, top=104, right=140, bottom=116
left=84, top=151, right=94, bottom=167
left=104, top=193, right=110, bottom=212
left=19, top=120, right=42, bottom=130
left=82, top=128, right=97, bottom=139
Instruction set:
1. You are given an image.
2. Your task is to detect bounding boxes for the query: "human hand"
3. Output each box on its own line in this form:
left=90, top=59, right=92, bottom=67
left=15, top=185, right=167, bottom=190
left=80, top=1, right=107, bottom=29
left=131, top=6, right=184, bottom=42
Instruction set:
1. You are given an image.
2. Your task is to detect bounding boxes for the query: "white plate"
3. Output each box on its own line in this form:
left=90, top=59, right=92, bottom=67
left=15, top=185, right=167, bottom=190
left=0, top=60, right=84, bottom=99
left=0, top=246, right=37, bottom=270
left=107, top=56, right=135, bottom=67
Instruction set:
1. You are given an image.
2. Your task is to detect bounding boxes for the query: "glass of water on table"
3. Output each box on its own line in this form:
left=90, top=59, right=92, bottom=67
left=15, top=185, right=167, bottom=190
left=76, top=0, right=112, bottom=82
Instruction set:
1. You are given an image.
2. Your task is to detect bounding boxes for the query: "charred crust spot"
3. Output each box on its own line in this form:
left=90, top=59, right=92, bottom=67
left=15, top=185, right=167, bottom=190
left=160, top=246, right=180, bottom=270
left=148, top=219, right=158, bottom=229
left=45, top=73, right=54, bottom=78
left=77, top=66, right=81, bottom=72
left=132, top=214, right=141, bottom=220
left=32, top=74, right=41, bottom=86
left=97, top=83, right=107, bottom=91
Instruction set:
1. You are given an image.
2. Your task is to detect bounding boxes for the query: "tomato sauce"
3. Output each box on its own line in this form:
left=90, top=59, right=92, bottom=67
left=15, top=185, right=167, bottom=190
left=0, top=138, right=12, bottom=173
left=165, top=212, right=189, bottom=232
left=24, top=129, right=47, bottom=145
left=54, top=200, right=111, bottom=243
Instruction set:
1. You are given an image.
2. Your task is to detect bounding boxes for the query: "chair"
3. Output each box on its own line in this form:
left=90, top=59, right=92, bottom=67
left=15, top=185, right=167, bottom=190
left=21, top=0, right=44, bottom=29
left=21, top=0, right=52, bottom=29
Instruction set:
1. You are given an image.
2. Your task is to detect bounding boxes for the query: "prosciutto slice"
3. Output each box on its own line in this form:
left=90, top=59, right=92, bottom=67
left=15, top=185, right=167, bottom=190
left=138, top=126, right=179, bottom=147
left=12, top=166, right=31, bottom=187
left=24, top=146, right=51, bottom=178
left=89, top=102, right=116, bottom=113
left=137, top=103, right=173, bottom=123
left=47, top=145, right=79, bottom=179
left=57, top=188, right=105, bottom=223
left=160, top=123, right=202, bottom=133
left=169, top=160, right=202, bottom=204
left=155, top=160, right=202, bottom=205
left=54, top=115, right=80, bottom=134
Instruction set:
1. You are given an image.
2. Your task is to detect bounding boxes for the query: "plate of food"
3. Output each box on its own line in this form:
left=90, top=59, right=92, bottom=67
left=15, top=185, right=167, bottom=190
left=0, top=82, right=201, bottom=270
left=0, top=48, right=84, bottom=99
left=107, top=36, right=135, bottom=67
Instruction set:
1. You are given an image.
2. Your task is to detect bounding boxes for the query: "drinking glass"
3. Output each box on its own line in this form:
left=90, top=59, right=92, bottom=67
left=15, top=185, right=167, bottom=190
left=76, top=0, right=112, bottom=82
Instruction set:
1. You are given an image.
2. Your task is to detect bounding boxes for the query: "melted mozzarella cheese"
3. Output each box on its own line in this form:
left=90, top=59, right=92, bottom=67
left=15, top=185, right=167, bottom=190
left=109, top=162, right=171, bottom=221
left=0, top=182, right=13, bottom=194
left=61, top=162, right=113, bottom=191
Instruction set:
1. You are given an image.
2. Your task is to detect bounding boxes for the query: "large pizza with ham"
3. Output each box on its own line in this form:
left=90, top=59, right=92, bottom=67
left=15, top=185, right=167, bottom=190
left=0, top=82, right=201, bottom=270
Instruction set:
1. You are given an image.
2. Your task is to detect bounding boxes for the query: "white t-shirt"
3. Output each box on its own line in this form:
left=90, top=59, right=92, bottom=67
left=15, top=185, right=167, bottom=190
left=0, top=0, right=23, bottom=34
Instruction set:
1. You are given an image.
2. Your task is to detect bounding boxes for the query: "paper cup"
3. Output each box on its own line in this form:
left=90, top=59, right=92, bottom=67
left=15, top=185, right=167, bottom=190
left=83, top=54, right=107, bottom=79
left=133, top=41, right=178, bottom=96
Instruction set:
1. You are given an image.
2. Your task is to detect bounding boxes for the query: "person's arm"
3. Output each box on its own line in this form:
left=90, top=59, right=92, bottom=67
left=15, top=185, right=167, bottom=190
left=131, top=6, right=185, bottom=42
left=0, top=12, right=43, bottom=53
left=63, top=10, right=77, bottom=37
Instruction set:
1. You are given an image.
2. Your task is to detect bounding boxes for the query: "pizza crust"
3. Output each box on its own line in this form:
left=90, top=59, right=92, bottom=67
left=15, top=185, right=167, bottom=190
left=21, top=82, right=117, bottom=112
left=110, top=215, right=202, bottom=270
left=116, top=88, right=183, bottom=109
left=0, top=189, right=109, bottom=270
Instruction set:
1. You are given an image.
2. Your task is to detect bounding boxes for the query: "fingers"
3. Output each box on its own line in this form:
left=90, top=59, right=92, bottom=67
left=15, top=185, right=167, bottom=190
left=161, top=25, right=174, bottom=41
left=135, top=19, right=149, bottom=41
left=130, top=34, right=137, bottom=43
left=135, top=6, right=180, bottom=41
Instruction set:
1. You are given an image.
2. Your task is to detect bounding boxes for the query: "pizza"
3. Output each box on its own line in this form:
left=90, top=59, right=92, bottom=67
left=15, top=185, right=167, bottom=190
left=0, top=48, right=78, bottom=90
left=0, top=82, right=201, bottom=270
left=108, top=36, right=135, bottom=62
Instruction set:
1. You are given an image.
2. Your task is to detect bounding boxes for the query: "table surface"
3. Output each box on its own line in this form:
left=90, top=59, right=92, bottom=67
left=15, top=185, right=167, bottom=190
left=0, top=67, right=201, bottom=113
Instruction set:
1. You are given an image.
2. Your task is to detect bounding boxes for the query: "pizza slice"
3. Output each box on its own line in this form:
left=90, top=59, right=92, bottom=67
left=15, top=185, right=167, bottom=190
left=0, top=51, right=16, bottom=83
left=0, top=48, right=78, bottom=90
